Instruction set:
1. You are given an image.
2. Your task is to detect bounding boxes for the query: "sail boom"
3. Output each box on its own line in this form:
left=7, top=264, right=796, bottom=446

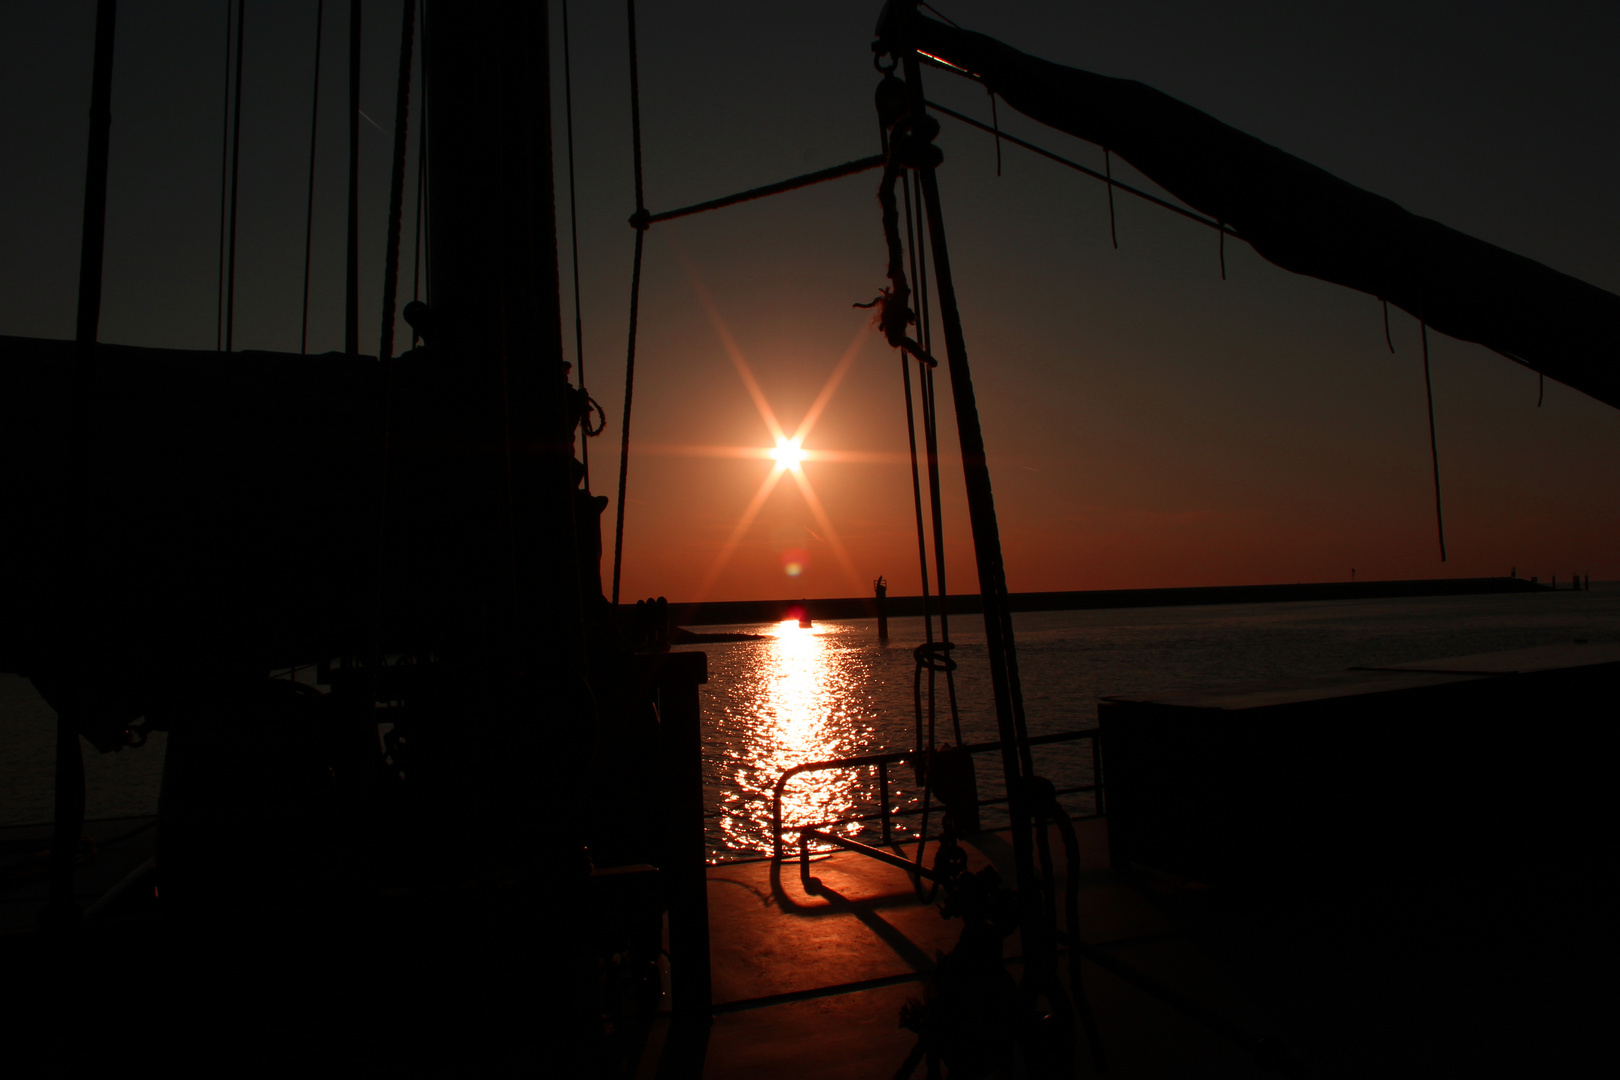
left=905, top=16, right=1620, bottom=409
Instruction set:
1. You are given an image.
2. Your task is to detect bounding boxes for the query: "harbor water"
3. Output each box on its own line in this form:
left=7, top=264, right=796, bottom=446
left=689, top=587, right=1620, bottom=860
left=4, top=589, right=1617, bottom=860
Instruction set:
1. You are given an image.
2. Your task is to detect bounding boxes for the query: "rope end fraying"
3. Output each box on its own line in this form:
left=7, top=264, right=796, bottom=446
left=855, top=287, right=914, bottom=349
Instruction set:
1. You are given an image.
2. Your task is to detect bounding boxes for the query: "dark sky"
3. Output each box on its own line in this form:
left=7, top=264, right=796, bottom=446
left=4, top=1, right=1617, bottom=601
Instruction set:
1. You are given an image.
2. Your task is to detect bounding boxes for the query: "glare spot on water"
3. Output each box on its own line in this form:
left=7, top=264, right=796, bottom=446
left=711, top=620, right=879, bottom=856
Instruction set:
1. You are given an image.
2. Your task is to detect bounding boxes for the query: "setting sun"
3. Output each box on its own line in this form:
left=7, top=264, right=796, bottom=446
left=770, top=437, right=807, bottom=469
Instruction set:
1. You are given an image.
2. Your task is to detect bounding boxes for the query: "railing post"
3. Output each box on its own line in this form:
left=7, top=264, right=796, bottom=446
left=644, top=650, right=711, bottom=1023
left=772, top=770, right=791, bottom=862
left=1092, top=731, right=1106, bottom=817
left=878, top=761, right=891, bottom=845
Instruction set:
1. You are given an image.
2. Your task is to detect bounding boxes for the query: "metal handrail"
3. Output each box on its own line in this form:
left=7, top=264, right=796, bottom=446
left=770, top=727, right=1103, bottom=860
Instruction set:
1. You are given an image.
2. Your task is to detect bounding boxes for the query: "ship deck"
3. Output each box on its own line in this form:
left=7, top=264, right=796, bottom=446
left=1, top=812, right=1605, bottom=1076
left=641, top=818, right=1607, bottom=1078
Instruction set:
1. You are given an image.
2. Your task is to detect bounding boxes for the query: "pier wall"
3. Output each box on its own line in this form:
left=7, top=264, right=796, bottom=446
left=654, top=576, right=1549, bottom=628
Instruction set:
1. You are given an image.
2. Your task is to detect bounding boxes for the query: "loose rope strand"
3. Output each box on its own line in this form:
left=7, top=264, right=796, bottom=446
left=611, top=0, right=648, bottom=606
left=562, top=0, right=590, bottom=485
left=344, top=0, right=361, bottom=355
left=900, top=173, right=935, bottom=653
left=988, top=87, right=1001, bottom=177
left=913, top=168, right=962, bottom=746
left=216, top=0, right=232, bottom=351
left=223, top=0, right=246, bottom=353
left=1104, top=148, right=1118, bottom=249
left=299, top=2, right=323, bottom=355
left=1422, top=322, right=1447, bottom=561
left=406, top=0, right=427, bottom=340
left=376, top=0, right=415, bottom=363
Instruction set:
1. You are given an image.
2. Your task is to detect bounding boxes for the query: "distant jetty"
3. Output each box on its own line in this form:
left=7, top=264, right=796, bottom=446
left=657, top=576, right=1552, bottom=628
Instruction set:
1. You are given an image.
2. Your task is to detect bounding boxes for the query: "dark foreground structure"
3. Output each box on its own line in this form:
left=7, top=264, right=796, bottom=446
left=8, top=641, right=1612, bottom=1076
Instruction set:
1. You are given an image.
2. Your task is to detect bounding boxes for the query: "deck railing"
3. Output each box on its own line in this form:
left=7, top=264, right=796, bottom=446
left=770, top=728, right=1104, bottom=860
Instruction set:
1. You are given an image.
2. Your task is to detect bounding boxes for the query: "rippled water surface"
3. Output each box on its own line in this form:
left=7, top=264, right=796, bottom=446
left=688, top=588, right=1620, bottom=859
left=5, top=590, right=1617, bottom=849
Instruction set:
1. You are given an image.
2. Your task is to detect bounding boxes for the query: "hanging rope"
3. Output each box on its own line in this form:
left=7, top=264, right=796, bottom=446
left=929, top=100, right=1241, bottom=243
left=345, top=0, right=361, bottom=355
left=898, top=168, right=937, bottom=754
left=909, top=167, right=962, bottom=748
left=561, top=0, right=594, bottom=486
left=611, top=0, right=648, bottom=607
left=1421, top=322, right=1447, bottom=561
left=411, top=0, right=428, bottom=317
left=369, top=0, right=416, bottom=704
left=223, top=0, right=246, bottom=353
left=377, top=0, right=415, bottom=363
left=872, top=74, right=977, bottom=898
left=1382, top=298, right=1395, bottom=353
left=52, top=0, right=118, bottom=932
left=410, top=73, right=424, bottom=308
left=215, top=0, right=232, bottom=350
left=900, top=185, right=934, bottom=674
left=1104, top=147, right=1118, bottom=249
left=987, top=87, right=1001, bottom=176
left=300, top=2, right=323, bottom=355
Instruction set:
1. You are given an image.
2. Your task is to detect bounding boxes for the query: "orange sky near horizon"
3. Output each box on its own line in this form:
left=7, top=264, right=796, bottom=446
left=611, top=216, right=1620, bottom=604
left=4, top=3, right=1616, bottom=606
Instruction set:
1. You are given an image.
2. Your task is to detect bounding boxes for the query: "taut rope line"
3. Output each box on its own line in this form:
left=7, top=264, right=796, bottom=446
left=215, top=0, right=232, bottom=350
left=562, top=0, right=591, bottom=485
left=1422, top=322, right=1448, bottom=561
left=377, top=0, right=415, bottom=363
left=223, top=0, right=245, bottom=352
left=300, top=1, right=323, bottom=355
left=611, top=0, right=648, bottom=607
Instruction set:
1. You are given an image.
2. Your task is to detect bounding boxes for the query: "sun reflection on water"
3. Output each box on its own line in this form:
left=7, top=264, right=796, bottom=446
left=709, top=620, right=882, bottom=856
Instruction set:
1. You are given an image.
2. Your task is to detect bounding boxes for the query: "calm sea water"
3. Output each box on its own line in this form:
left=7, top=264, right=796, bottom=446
left=687, top=587, right=1620, bottom=859
left=5, top=589, right=1616, bottom=854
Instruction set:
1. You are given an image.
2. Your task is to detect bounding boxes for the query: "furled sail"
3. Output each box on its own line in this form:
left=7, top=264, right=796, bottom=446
left=900, top=15, right=1620, bottom=410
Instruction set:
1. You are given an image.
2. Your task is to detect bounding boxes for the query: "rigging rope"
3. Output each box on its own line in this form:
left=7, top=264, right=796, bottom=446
left=1421, top=322, right=1448, bottom=561
left=909, top=167, right=962, bottom=748
left=300, top=2, right=323, bottom=355
left=647, top=155, right=884, bottom=225
left=223, top=0, right=245, bottom=353
left=611, top=0, right=648, bottom=607
left=345, top=0, right=361, bottom=355
left=369, top=0, right=416, bottom=702
left=411, top=78, right=424, bottom=308
left=215, top=0, right=232, bottom=350
left=53, top=0, right=118, bottom=931
left=562, top=0, right=593, bottom=486
left=900, top=180, right=935, bottom=675
left=987, top=87, right=1001, bottom=176
left=1105, top=148, right=1118, bottom=248
left=377, top=0, right=415, bottom=363
left=412, top=0, right=428, bottom=315
left=874, top=76, right=978, bottom=897
left=899, top=170, right=941, bottom=760
left=929, top=99, right=1241, bottom=242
